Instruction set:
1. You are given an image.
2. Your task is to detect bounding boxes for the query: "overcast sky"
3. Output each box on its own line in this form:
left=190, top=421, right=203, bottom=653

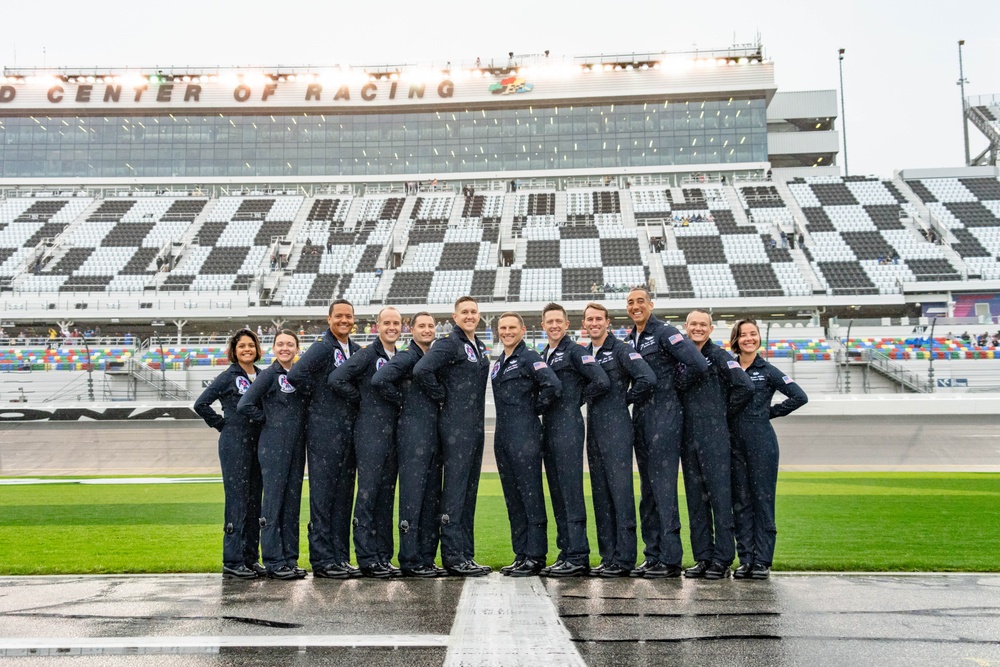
left=4, top=0, right=997, bottom=178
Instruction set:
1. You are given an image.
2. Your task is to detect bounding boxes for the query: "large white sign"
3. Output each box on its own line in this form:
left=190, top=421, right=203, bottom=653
left=0, top=65, right=776, bottom=113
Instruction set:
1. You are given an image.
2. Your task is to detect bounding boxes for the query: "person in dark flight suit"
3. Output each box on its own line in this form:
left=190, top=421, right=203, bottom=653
left=371, top=312, right=444, bottom=578
left=286, top=299, right=361, bottom=579
left=194, top=328, right=264, bottom=579
left=730, top=318, right=807, bottom=580
left=582, top=303, right=656, bottom=578
left=677, top=309, right=753, bottom=580
left=539, top=302, right=610, bottom=577
left=237, top=330, right=307, bottom=580
left=329, top=307, right=402, bottom=578
left=624, top=289, right=709, bottom=578
left=491, top=311, right=561, bottom=577
left=413, top=296, right=492, bottom=576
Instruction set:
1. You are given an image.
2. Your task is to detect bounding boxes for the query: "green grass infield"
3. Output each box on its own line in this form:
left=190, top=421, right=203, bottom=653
left=1, top=472, right=997, bottom=574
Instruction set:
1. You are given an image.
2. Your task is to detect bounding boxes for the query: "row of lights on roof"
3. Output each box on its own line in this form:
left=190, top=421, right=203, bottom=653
left=0, top=55, right=765, bottom=87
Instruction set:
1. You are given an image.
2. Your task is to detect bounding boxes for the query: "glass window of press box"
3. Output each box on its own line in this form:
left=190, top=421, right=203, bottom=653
left=0, top=98, right=768, bottom=178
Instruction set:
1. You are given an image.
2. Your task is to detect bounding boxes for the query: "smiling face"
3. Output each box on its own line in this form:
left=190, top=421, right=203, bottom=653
left=737, top=321, right=761, bottom=356
left=273, top=333, right=299, bottom=368
left=583, top=306, right=610, bottom=345
left=328, top=303, right=354, bottom=342
left=543, top=308, right=569, bottom=345
left=378, top=308, right=402, bottom=348
left=453, top=299, right=480, bottom=336
left=627, top=289, right=653, bottom=328
left=233, top=334, right=259, bottom=367
left=411, top=314, right=436, bottom=347
left=497, top=315, right=526, bottom=350
left=685, top=310, right=714, bottom=347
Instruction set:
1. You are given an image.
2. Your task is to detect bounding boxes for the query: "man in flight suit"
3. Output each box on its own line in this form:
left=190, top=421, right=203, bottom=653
left=413, top=296, right=492, bottom=576
left=286, top=299, right=361, bottom=579
left=539, top=302, right=610, bottom=577
left=583, top=302, right=656, bottom=577
left=625, top=289, right=708, bottom=578
left=492, top=311, right=561, bottom=577
left=371, top=312, right=445, bottom=578
left=678, top=309, right=753, bottom=580
left=329, top=307, right=403, bottom=578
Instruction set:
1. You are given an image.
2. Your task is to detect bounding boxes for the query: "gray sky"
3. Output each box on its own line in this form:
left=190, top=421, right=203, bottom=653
left=4, top=0, right=997, bottom=178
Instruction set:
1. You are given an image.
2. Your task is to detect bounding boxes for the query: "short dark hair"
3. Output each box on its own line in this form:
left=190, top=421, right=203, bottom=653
left=627, top=287, right=653, bottom=302
left=730, top=318, right=759, bottom=354
left=227, top=328, right=262, bottom=365
left=454, top=295, right=478, bottom=310
left=412, top=311, right=434, bottom=325
left=329, top=299, right=354, bottom=316
left=498, top=311, right=525, bottom=327
left=541, top=302, right=567, bottom=319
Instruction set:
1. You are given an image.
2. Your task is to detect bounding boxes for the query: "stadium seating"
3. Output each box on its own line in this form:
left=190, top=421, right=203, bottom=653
left=788, top=176, right=958, bottom=293
left=905, top=176, right=1000, bottom=280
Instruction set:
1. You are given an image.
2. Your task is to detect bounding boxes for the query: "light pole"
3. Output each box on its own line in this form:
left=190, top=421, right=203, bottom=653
left=957, top=40, right=970, bottom=166
left=838, top=48, right=849, bottom=177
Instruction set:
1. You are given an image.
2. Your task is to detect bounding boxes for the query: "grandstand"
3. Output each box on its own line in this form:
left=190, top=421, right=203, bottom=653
left=2, top=47, right=1000, bottom=403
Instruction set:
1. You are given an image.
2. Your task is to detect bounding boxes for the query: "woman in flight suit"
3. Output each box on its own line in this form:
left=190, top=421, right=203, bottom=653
left=237, top=330, right=308, bottom=580
left=194, top=328, right=264, bottom=579
left=729, top=319, right=808, bottom=580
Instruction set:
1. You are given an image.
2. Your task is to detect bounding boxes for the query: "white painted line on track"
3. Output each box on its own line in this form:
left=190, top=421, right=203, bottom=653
left=0, top=634, right=450, bottom=657
left=445, top=574, right=585, bottom=667
left=0, top=477, right=222, bottom=486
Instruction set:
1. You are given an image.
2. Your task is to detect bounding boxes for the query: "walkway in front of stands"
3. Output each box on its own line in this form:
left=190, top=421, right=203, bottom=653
left=1, top=573, right=998, bottom=665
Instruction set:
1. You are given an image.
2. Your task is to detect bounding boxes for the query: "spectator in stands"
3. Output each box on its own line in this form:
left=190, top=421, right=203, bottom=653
left=729, top=319, right=807, bottom=580
left=237, top=330, right=308, bottom=580
left=590, top=282, right=600, bottom=295
left=648, top=277, right=656, bottom=295
left=413, top=296, right=492, bottom=576
left=194, top=328, right=265, bottom=580
left=625, top=288, right=708, bottom=578
left=329, top=307, right=402, bottom=578
left=766, top=169, right=773, bottom=181
left=538, top=302, right=609, bottom=577
left=798, top=233, right=804, bottom=248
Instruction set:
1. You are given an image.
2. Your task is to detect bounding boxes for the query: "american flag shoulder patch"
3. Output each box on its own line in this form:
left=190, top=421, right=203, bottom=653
left=727, top=360, right=740, bottom=369
left=782, top=375, right=794, bottom=384
left=533, top=361, right=547, bottom=370
left=581, top=355, right=596, bottom=364
left=628, top=352, right=643, bottom=361
left=668, top=333, right=684, bottom=344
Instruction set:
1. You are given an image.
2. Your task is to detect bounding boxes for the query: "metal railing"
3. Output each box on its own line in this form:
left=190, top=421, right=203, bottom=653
left=862, top=349, right=933, bottom=393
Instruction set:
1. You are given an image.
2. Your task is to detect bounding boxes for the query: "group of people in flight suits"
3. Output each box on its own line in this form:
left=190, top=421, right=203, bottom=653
left=194, top=290, right=807, bottom=581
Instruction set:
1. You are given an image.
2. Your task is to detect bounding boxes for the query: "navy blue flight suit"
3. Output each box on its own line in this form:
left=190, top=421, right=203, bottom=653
left=677, top=340, right=753, bottom=566
left=371, top=341, right=442, bottom=570
left=237, top=361, right=307, bottom=572
left=586, top=336, right=656, bottom=569
left=626, top=315, right=708, bottom=567
left=194, top=363, right=263, bottom=571
left=731, top=356, right=807, bottom=568
left=329, top=339, right=400, bottom=569
left=540, top=335, right=610, bottom=566
left=491, top=341, right=562, bottom=564
left=412, top=325, right=490, bottom=567
left=285, top=331, right=360, bottom=570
